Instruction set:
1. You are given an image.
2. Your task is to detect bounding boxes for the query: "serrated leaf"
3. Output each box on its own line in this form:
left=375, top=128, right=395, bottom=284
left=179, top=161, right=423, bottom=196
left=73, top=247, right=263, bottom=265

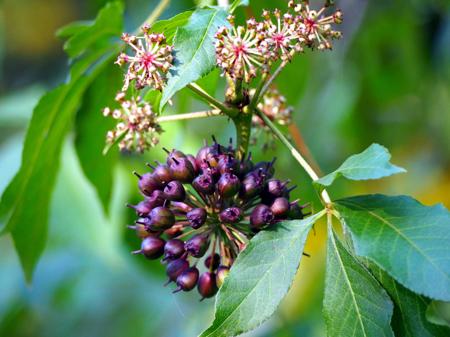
left=200, top=211, right=325, bottom=337
left=315, top=144, right=405, bottom=187
left=151, top=11, right=193, bottom=43
left=335, top=194, right=450, bottom=301
left=0, top=79, right=88, bottom=282
left=0, top=1, right=123, bottom=281
left=323, top=228, right=394, bottom=337
left=63, top=1, right=124, bottom=58
left=160, top=8, right=229, bottom=110
left=370, top=263, right=450, bottom=337
left=75, top=66, right=121, bottom=214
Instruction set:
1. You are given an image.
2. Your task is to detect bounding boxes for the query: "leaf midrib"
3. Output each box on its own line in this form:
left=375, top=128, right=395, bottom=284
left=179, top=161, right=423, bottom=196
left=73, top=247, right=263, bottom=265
left=167, top=9, right=221, bottom=95
left=330, top=232, right=368, bottom=337
left=339, top=199, right=450, bottom=282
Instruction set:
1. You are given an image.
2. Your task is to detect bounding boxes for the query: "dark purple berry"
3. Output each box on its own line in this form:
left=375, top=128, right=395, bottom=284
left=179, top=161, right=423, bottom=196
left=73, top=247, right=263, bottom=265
left=136, top=172, right=162, bottom=196
left=149, top=207, right=175, bottom=230
left=186, top=155, right=199, bottom=175
left=169, top=157, right=195, bottom=183
left=164, top=148, right=186, bottom=164
left=145, top=190, right=166, bottom=208
left=238, top=153, right=254, bottom=176
left=219, top=207, right=242, bottom=224
left=216, top=266, right=230, bottom=288
left=218, top=155, right=239, bottom=174
left=250, top=204, right=274, bottom=229
left=217, top=173, right=241, bottom=198
left=163, top=181, right=185, bottom=201
left=200, top=159, right=221, bottom=180
left=186, top=208, right=207, bottom=229
left=205, top=253, right=221, bottom=270
left=185, top=234, right=210, bottom=258
left=164, top=239, right=185, bottom=260
left=138, top=236, right=166, bottom=259
left=254, top=160, right=275, bottom=178
left=166, top=259, right=190, bottom=282
left=127, top=200, right=152, bottom=217
left=192, top=174, right=215, bottom=195
left=198, top=272, right=218, bottom=299
left=288, top=202, right=305, bottom=219
left=263, top=179, right=288, bottom=200
left=270, top=197, right=290, bottom=218
left=175, top=267, right=199, bottom=292
left=240, top=173, right=264, bottom=199
left=152, top=164, right=172, bottom=184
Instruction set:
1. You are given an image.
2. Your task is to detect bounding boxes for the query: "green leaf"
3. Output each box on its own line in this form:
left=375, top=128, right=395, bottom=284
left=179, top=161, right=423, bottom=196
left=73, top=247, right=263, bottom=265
left=323, top=228, right=394, bottom=337
left=335, top=194, right=450, bottom=301
left=196, top=68, right=220, bottom=96
left=200, top=211, right=325, bottom=337
left=74, top=66, right=122, bottom=214
left=56, top=20, right=91, bottom=39
left=0, top=1, right=124, bottom=281
left=370, top=263, right=450, bottom=337
left=63, top=1, right=124, bottom=58
left=426, top=301, right=450, bottom=328
left=315, top=144, right=405, bottom=187
left=0, top=80, right=87, bottom=281
left=144, top=89, right=162, bottom=112
left=150, top=11, right=193, bottom=43
left=160, top=8, right=229, bottom=110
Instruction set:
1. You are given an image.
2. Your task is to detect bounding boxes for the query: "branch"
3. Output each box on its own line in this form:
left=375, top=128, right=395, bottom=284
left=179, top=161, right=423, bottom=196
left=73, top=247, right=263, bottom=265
left=142, top=0, right=171, bottom=28
left=256, top=108, right=332, bottom=205
left=187, top=83, right=238, bottom=117
left=157, top=110, right=222, bottom=122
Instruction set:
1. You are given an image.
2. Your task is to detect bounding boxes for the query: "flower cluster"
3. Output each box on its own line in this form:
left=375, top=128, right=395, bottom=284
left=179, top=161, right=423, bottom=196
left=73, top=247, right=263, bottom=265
left=127, top=139, right=308, bottom=298
left=289, top=0, right=343, bottom=50
left=215, top=1, right=342, bottom=82
left=116, top=24, right=174, bottom=91
left=103, top=93, right=162, bottom=153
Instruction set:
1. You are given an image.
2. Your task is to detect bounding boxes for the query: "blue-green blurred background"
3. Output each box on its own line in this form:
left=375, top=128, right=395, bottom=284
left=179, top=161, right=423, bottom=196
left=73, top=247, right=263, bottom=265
left=0, top=0, right=449, bottom=336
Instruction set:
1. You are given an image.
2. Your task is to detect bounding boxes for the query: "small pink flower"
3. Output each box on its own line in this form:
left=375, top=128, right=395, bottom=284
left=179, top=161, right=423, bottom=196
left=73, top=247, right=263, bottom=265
left=262, top=9, right=301, bottom=61
left=215, top=17, right=268, bottom=82
left=289, top=1, right=343, bottom=50
left=103, top=93, right=162, bottom=153
left=116, top=25, right=174, bottom=91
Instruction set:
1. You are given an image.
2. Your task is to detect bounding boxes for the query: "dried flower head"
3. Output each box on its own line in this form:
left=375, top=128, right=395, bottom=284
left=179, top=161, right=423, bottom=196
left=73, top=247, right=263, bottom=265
left=127, top=139, right=309, bottom=298
left=103, top=93, right=162, bottom=153
left=215, top=17, right=268, bottom=82
left=289, top=1, right=343, bottom=50
left=116, top=25, right=174, bottom=91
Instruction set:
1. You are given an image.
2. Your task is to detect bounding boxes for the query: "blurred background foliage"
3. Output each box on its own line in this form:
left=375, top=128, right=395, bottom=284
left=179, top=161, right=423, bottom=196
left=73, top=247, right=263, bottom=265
left=0, top=0, right=449, bottom=336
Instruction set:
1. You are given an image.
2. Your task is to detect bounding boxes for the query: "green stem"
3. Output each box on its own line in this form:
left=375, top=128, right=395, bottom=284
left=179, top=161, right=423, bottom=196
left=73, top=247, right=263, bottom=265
left=157, top=110, right=222, bottom=122
left=249, top=73, right=267, bottom=109
left=142, top=0, right=171, bottom=28
left=256, top=108, right=332, bottom=205
left=232, top=108, right=252, bottom=160
left=187, top=83, right=238, bottom=117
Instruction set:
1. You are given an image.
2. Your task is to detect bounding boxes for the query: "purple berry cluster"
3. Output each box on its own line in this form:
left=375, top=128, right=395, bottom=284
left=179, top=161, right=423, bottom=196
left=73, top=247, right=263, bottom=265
left=127, top=138, right=308, bottom=299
